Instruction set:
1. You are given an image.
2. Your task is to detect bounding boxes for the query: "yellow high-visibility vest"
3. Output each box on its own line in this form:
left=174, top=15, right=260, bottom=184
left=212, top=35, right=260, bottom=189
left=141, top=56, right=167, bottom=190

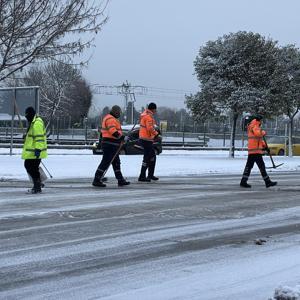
left=22, top=116, right=48, bottom=160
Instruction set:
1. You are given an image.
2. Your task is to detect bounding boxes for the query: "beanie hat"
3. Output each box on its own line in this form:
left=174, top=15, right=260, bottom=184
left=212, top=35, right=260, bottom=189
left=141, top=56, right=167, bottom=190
left=25, top=106, right=36, bottom=122
left=25, top=106, right=36, bottom=116
left=148, top=102, right=157, bottom=110
left=110, top=105, right=122, bottom=118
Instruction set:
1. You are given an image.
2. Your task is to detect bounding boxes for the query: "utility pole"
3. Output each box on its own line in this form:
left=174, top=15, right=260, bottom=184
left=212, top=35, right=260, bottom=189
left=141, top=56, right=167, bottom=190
left=91, top=81, right=147, bottom=124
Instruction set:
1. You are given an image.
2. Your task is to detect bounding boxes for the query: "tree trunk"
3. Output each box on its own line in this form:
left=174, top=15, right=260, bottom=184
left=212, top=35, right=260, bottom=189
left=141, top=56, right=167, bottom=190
left=288, top=117, right=294, bottom=157
left=229, top=113, right=238, bottom=158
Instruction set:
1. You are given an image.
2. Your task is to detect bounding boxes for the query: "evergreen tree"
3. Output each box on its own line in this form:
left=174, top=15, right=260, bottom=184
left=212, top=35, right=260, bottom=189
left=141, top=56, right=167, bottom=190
left=187, top=31, right=282, bottom=157
left=272, top=45, right=300, bottom=156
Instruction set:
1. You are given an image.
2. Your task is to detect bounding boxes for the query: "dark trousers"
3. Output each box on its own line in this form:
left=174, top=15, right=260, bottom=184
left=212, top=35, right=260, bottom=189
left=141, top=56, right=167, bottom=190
left=24, top=159, right=41, bottom=180
left=140, top=140, right=156, bottom=177
left=94, top=142, right=123, bottom=181
left=241, top=154, right=269, bottom=182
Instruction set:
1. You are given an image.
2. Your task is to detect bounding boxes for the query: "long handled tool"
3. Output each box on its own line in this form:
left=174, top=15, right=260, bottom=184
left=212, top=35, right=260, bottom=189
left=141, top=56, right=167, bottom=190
left=263, top=136, right=284, bottom=169
left=41, top=161, right=53, bottom=178
left=100, top=140, right=125, bottom=180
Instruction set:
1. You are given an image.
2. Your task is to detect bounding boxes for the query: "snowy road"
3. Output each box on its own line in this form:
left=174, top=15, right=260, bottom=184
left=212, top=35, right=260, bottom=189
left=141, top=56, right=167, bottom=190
left=1, top=173, right=300, bottom=299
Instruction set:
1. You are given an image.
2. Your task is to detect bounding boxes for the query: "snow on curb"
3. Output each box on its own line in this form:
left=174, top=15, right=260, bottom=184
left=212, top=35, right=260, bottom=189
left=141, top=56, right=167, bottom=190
left=270, top=285, right=300, bottom=300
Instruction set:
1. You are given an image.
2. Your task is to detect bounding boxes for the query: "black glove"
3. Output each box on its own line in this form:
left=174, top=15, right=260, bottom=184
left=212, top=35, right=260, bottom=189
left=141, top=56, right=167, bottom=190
left=264, top=147, right=270, bottom=154
left=112, top=131, right=120, bottom=138
left=112, top=131, right=125, bottom=141
left=154, top=134, right=161, bottom=140
left=34, top=149, right=41, bottom=158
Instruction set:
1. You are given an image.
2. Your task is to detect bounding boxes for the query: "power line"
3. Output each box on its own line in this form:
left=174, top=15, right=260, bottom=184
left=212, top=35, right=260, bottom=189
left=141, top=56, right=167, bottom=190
left=91, top=83, right=196, bottom=100
left=90, top=82, right=196, bottom=118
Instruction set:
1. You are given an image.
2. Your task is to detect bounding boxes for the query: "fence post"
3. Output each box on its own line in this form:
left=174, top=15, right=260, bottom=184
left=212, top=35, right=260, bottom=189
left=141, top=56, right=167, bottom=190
left=52, top=123, right=55, bottom=142
left=84, top=117, right=88, bottom=144
left=203, top=123, right=206, bottom=146
left=56, top=118, right=60, bottom=141
left=223, top=124, right=226, bottom=147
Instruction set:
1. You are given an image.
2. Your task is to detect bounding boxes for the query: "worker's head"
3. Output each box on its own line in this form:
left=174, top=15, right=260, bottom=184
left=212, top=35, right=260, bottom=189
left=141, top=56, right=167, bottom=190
left=147, top=102, right=157, bottom=113
left=110, top=105, right=122, bottom=118
left=25, top=106, right=36, bottom=122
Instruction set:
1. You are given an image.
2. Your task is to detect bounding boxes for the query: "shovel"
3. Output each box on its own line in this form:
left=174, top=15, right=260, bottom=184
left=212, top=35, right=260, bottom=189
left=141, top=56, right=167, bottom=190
left=263, top=136, right=284, bottom=169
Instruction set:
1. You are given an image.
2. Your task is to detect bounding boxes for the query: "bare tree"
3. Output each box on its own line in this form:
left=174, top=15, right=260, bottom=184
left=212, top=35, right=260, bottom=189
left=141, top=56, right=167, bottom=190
left=0, top=0, right=109, bottom=82
left=23, top=62, right=85, bottom=129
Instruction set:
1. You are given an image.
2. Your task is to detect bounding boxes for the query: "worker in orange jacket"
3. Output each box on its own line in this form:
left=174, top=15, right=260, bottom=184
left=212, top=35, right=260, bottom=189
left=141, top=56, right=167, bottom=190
left=240, top=115, right=277, bottom=188
left=138, top=102, right=160, bottom=182
left=92, top=105, right=130, bottom=187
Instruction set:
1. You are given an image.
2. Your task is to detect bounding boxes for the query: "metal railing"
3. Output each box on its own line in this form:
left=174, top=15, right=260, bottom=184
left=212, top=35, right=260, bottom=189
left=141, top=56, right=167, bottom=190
left=0, top=126, right=295, bottom=151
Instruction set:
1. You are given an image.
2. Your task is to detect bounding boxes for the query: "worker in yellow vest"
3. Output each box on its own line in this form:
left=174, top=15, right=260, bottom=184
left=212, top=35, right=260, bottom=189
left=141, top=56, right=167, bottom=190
left=22, top=106, right=47, bottom=193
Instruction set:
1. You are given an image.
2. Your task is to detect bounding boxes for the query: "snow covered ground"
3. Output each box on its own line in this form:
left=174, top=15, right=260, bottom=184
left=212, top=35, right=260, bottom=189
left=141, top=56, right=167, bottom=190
left=1, top=149, right=300, bottom=299
left=1, top=148, right=300, bottom=180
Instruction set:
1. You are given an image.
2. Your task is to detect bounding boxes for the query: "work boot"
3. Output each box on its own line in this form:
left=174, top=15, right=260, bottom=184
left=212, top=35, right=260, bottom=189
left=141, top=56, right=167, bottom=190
left=92, top=179, right=106, bottom=187
left=30, top=178, right=42, bottom=194
left=265, top=179, right=277, bottom=188
left=28, top=187, right=42, bottom=194
left=138, top=176, right=151, bottom=182
left=93, top=170, right=106, bottom=187
left=148, top=158, right=158, bottom=181
left=138, top=164, right=150, bottom=182
left=118, top=179, right=130, bottom=186
left=240, top=179, right=251, bottom=188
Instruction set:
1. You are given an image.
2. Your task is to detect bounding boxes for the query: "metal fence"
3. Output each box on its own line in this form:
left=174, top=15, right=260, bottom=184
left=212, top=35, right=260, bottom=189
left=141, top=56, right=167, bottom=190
left=0, top=125, right=291, bottom=151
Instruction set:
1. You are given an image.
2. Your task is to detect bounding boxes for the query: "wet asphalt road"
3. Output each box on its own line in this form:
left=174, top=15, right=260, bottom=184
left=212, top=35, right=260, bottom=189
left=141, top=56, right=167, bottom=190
left=0, top=172, right=300, bottom=299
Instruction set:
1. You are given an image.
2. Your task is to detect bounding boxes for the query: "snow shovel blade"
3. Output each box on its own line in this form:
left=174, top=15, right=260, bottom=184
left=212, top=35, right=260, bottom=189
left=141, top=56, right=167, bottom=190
left=266, top=163, right=284, bottom=169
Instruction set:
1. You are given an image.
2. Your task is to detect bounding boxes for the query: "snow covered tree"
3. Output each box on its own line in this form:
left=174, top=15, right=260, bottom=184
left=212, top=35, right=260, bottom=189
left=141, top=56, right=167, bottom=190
left=0, top=0, right=109, bottom=82
left=272, top=45, right=300, bottom=157
left=64, top=78, right=92, bottom=124
left=187, top=31, right=281, bottom=157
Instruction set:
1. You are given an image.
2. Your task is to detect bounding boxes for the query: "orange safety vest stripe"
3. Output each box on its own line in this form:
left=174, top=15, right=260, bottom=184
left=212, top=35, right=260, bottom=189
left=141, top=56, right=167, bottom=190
left=247, top=119, right=266, bottom=154
left=139, top=109, right=158, bottom=141
left=101, top=114, right=122, bottom=139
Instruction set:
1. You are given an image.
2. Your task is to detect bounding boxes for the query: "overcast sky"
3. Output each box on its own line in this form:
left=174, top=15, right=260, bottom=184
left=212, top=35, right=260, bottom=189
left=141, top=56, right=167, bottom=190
left=84, top=0, right=300, bottom=114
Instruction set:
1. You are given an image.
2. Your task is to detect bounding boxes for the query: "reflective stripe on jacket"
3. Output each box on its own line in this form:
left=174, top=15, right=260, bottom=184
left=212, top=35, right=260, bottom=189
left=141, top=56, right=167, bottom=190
left=139, top=109, right=158, bottom=141
left=101, top=114, right=122, bottom=139
left=22, top=116, right=47, bottom=159
left=247, top=119, right=266, bottom=155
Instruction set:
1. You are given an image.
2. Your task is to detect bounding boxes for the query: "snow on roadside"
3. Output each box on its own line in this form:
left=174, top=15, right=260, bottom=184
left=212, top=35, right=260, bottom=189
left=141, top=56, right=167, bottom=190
left=1, top=149, right=300, bottom=180
left=270, top=285, right=300, bottom=300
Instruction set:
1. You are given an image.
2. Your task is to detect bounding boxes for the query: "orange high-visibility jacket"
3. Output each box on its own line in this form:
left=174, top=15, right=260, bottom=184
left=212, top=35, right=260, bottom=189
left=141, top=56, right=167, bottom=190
left=139, top=109, right=158, bottom=141
left=101, top=114, right=122, bottom=139
left=247, top=119, right=266, bottom=154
